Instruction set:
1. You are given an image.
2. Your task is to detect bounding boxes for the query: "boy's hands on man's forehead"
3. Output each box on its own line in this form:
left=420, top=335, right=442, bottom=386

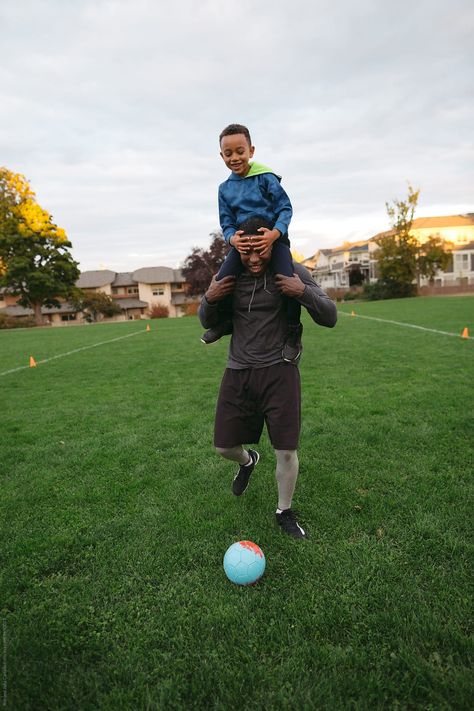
left=246, top=227, right=280, bottom=259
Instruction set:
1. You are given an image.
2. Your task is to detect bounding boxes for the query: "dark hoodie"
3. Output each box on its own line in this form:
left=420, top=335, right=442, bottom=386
left=198, top=263, right=337, bottom=370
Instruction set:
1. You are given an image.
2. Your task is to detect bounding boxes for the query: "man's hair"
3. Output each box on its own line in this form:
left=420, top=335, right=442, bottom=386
left=219, top=123, right=252, bottom=146
left=238, top=216, right=272, bottom=235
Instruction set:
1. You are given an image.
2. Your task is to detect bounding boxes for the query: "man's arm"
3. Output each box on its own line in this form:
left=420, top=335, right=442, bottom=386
left=198, top=275, right=236, bottom=328
left=275, top=263, right=337, bottom=328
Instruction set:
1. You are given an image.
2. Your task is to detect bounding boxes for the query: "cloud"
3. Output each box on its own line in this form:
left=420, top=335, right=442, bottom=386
left=1, top=0, right=473, bottom=271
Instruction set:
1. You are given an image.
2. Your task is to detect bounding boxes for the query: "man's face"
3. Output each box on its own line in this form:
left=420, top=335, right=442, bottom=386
left=240, top=242, right=272, bottom=277
left=220, top=133, right=255, bottom=177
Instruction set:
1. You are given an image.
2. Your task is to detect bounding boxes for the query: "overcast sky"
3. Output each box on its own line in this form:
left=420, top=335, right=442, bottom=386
left=1, top=0, right=473, bottom=273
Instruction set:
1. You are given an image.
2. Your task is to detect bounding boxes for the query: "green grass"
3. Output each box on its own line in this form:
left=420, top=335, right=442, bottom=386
left=1, top=297, right=473, bottom=710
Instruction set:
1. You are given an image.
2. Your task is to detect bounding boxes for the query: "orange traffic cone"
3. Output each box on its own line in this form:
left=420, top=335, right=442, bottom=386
left=146, top=324, right=150, bottom=332
left=29, top=356, right=37, bottom=367
left=351, top=310, right=356, bottom=317
left=461, top=327, right=469, bottom=339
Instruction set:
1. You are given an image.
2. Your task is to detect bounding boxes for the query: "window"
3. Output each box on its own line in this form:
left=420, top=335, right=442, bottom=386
left=153, top=289, right=165, bottom=296
left=127, top=287, right=139, bottom=294
left=471, top=254, right=474, bottom=272
left=456, top=254, right=469, bottom=266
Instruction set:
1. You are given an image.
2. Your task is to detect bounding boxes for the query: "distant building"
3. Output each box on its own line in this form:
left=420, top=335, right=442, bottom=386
left=303, top=214, right=474, bottom=290
left=0, top=266, right=200, bottom=326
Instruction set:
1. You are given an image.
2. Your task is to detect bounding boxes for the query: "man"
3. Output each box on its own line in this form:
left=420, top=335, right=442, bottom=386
left=199, top=217, right=337, bottom=539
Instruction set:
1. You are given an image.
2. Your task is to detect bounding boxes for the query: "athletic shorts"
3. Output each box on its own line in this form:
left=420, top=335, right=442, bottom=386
left=214, top=363, right=301, bottom=450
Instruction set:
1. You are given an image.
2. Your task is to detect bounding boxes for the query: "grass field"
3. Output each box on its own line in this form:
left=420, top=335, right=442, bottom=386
left=1, top=296, right=473, bottom=710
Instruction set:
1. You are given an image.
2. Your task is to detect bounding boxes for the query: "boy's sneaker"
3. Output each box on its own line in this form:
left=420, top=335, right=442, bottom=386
left=201, top=321, right=233, bottom=344
left=275, top=508, right=307, bottom=539
left=282, top=323, right=303, bottom=362
left=232, top=450, right=260, bottom=496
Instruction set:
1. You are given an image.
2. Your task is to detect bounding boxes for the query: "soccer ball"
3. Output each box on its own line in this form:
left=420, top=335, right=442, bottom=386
left=223, top=541, right=266, bottom=585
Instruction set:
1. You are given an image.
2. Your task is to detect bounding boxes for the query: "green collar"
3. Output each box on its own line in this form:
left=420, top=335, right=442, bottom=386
left=245, top=161, right=281, bottom=179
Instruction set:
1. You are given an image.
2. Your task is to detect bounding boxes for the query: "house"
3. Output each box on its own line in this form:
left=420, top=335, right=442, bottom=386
left=0, top=266, right=200, bottom=326
left=304, top=214, right=474, bottom=291
left=76, top=266, right=197, bottom=320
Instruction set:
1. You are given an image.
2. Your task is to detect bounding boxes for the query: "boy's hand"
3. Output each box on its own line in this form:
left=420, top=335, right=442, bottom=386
left=275, top=273, right=306, bottom=298
left=205, top=275, right=236, bottom=304
left=230, top=231, right=251, bottom=254
left=249, top=228, right=281, bottom=258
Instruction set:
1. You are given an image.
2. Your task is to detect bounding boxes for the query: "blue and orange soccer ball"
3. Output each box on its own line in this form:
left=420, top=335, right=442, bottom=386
left=223, top=541, right=266, bottom=585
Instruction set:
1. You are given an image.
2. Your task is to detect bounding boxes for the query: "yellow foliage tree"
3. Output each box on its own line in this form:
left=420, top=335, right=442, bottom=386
left=0, top=167, right=79, bottom=325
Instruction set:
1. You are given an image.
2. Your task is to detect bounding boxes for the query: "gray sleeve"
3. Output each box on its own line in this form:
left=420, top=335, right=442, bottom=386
left=293, top=264, right=338, bottom=328
left=198, top=296, right=220, bottom=328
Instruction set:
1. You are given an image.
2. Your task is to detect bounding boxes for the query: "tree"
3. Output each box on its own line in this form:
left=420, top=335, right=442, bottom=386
left=417, top=236, right=452, bottom=285
left=182, top=229, right=229, bottom=296
left=72, top=291, right=122, bottom=322
left=0, top=168, right=80, bottom=325
left=373, top=184, right=420, bottom=298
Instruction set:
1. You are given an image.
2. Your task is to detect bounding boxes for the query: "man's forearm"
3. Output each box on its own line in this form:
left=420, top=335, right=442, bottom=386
left=298, top=285, right=337, bottom=327
left=198, top=296, right=220, bottom=328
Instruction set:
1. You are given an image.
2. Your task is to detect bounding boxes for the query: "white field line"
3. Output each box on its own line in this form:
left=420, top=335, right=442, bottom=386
left=339, top=310, right=474, bottom=340
left=0, top=329, right=146, bottom=377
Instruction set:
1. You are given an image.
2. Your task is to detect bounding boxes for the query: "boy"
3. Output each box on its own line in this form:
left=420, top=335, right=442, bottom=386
left=200, top=123, right=303, bottom=363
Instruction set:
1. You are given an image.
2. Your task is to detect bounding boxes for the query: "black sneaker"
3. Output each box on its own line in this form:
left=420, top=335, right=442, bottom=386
left=232, top=450, right=260, bottom=496
left=201, top=321, right=233, bottom=344
left=282, top=323, right=303, bottom=362
left=276, top=508, right=307, bottom=539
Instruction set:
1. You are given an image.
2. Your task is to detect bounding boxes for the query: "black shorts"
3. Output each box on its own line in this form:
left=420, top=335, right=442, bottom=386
left=214, top=363, right=301, bottom=450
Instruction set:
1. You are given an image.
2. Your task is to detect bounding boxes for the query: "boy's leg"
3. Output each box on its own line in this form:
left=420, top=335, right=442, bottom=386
left=270, top=241, right=303, bottom=361
left=216, top=247, right=244, bottom=280
left=270, top=240, right=293, bottom=277
left=271, top=241, right=302, bottom=324
left=201, top=249, right=242, bottom=344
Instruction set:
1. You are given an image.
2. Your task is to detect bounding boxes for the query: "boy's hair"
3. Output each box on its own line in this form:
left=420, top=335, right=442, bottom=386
left=219, top=123, right=252, bottom=146
left=238, top=216, right=272, bottom=235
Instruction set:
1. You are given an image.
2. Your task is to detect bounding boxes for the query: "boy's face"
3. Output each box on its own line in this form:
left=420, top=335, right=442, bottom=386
left=220, top=133, right=255, bottom=177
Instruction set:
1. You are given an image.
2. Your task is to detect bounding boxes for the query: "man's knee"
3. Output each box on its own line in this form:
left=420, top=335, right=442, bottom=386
left=275, top=449, right=298, bottom=468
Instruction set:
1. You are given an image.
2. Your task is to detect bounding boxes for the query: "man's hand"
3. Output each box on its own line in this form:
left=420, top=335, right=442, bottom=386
left=205, top=275, right=236, bottom=304
left=247, top=227, right=280, bottom=258
left=230, top=231, right=250, bottom=254
left=275, top=273, right=306, bottom=298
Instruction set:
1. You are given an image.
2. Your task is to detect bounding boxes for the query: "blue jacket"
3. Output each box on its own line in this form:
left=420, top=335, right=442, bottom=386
left=218, top=162, right=293, bottom=243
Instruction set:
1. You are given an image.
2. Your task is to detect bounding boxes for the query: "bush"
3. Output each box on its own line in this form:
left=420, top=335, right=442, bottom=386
left=343, top=288, right=363, bottom=301
left=362, top=280, right=417, bottom=301
left=149, top=303, right=169, bottom=319
left=185, top=302, right=199, bottom=316
left=0, top=313, right=37, bottom=329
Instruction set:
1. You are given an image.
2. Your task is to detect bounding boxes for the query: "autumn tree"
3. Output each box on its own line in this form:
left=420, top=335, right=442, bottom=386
left=373, top=184, right=420, bottom=298
left=0, top=168, right=80, bottom=325
left=182, top=229, right=229, bottom=296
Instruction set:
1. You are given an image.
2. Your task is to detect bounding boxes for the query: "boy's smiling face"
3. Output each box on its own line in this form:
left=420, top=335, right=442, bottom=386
left=220, top=133, right=255, bottom=176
